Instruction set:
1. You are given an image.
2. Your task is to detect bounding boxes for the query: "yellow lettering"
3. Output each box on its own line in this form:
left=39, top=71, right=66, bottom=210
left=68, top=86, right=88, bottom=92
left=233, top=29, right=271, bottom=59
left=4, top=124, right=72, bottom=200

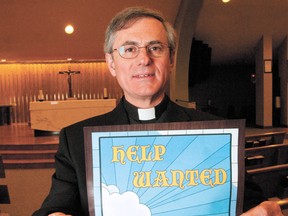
left=200, top=169, right=214, bottom=187
left=214, top=168, right=227, bottom=185
left=153, top=171, right=169, bottom=187
left=132, top=169, right=228, bottom=189
left=111, top=145, right=126, bottom=165
left=111, top=145, right=166, bottom=164
left=126, top=145, right=139, bottom=163
left=140, top=145, right=152, bottom=162
left=170, top=170, right=185, bottom=189
left=133, top=172, right=152, bottom=188
left=153, top=145, right=166, bottom=161
left=186, top=170, right=199, bottom=186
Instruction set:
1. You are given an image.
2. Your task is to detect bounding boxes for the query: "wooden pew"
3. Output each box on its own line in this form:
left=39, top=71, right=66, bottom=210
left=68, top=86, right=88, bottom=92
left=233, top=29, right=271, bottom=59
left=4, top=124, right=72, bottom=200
left=0, top=155, right=10, bottom=204
left=245, top=131, right=286, bottom=146
left=244, top=131, right=288, bottom=208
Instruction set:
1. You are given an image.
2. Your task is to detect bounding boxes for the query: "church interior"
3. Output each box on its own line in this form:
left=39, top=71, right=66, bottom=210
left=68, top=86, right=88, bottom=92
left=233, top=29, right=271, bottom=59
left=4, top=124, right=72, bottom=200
left=0, top=0, right=288, bottom=215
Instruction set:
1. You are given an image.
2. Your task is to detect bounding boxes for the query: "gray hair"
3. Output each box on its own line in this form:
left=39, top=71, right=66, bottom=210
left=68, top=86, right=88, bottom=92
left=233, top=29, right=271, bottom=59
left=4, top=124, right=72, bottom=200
left=104, top=7, right=177, bottom=55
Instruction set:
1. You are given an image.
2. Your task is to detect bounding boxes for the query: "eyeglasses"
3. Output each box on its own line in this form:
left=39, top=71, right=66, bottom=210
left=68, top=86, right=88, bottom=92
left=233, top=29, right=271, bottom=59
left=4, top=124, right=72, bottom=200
left=112, top=43, right=170, bottom=59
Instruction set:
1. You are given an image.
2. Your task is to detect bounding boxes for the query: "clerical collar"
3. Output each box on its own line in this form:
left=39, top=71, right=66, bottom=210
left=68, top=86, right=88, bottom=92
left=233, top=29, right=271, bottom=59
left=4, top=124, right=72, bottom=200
left=138, top=107, right=156, bottom=120
left=123, top=95, right=169, bottom=122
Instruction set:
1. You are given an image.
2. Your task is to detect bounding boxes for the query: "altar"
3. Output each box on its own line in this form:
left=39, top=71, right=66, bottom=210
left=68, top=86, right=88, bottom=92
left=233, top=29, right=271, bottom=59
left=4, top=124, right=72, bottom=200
left=29, top=99, right=116, bottom=133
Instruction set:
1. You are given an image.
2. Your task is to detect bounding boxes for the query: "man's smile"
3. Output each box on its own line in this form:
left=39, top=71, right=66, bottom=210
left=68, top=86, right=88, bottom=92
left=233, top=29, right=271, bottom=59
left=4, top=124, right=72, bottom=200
left=132, top=73, right=155, bottom=79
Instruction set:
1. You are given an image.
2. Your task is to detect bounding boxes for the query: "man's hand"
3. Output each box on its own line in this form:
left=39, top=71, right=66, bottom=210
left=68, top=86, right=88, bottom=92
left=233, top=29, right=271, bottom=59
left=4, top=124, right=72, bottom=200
left=240, top=201, right=283, bottom=216
left=48, top=213, right=72, bottom=216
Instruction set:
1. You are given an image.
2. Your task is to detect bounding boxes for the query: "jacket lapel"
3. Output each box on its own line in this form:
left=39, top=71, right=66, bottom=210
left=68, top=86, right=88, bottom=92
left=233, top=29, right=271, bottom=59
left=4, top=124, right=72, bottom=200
left=103, top=100, right=130, bottom=125
left=165, top=103, right=191, bottom=122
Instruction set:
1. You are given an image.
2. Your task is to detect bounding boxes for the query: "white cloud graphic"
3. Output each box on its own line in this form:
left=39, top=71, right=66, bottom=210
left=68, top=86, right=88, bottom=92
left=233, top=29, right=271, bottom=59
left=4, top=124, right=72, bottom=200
left=102, top=184, right=151, bottom=216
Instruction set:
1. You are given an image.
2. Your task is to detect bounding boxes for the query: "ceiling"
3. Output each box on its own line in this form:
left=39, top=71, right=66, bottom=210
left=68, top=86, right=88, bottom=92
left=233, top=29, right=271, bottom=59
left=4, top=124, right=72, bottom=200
left=0, top=0, right=287, bottom=65
left=195, top=0, right=288, bottom=64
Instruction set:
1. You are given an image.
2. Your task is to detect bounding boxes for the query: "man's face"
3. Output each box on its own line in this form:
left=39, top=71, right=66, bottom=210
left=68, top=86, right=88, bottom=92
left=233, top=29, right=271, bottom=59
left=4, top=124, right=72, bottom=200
left=105, top=18, right=174, bottom=107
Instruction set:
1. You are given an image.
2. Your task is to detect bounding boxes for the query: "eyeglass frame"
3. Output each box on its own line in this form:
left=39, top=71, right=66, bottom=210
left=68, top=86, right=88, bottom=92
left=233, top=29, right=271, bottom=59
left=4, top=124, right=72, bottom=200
left=111, top=42, right=171, bottom=59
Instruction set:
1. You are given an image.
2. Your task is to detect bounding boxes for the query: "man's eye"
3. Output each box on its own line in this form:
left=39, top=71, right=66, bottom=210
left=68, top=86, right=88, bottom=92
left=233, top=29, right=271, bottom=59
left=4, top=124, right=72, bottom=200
left=124, top=46, right=137, bottom=53
left=149, top=45, right=163, bottom=52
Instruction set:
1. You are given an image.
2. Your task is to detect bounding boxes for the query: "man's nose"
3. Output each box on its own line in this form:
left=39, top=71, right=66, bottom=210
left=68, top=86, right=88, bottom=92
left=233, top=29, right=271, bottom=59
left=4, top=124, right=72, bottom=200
left=137, top=47, right=151, bottom=65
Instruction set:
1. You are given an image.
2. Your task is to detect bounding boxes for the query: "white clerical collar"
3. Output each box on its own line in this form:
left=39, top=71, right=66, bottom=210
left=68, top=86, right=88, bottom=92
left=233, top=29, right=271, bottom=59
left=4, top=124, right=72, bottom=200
left=137, top=107, right=156, bottom=121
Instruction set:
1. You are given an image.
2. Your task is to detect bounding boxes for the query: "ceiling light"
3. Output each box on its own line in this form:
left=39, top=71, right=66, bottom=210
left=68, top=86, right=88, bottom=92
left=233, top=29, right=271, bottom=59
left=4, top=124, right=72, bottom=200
left=65, top=25, right=74, bottom=34
left=222, top=0, right=230, bottom=3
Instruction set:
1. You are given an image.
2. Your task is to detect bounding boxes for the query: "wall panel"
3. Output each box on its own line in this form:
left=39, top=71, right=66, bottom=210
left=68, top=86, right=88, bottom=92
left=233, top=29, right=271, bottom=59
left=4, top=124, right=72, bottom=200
left=0, top=61, right=122, bottom=123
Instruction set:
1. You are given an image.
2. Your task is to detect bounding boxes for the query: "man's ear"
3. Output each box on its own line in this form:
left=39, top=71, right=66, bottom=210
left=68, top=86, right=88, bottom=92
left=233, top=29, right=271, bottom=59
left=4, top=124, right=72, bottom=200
left=105, top=53, right=116, bottom=77
left=169, top=51, right=175, bottom=67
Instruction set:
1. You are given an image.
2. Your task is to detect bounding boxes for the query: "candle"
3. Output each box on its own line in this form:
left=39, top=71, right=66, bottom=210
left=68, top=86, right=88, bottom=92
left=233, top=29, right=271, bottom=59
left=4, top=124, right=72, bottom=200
left=38, top=90, right=44, bottom=102
left=104, top=88, right=108, bottom=99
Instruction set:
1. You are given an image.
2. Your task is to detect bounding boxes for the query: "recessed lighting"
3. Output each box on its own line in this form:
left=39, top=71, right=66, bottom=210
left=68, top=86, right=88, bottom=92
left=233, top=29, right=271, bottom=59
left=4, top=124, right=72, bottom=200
left=222, top=0, right=230, bottom=3
left=65, top=25, right=74, bottom=34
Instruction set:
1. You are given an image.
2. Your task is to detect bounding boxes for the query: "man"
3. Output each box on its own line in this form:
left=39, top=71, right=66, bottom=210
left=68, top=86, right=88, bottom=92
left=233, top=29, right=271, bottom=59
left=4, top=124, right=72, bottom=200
left=33, top=7, right=283, bottom=216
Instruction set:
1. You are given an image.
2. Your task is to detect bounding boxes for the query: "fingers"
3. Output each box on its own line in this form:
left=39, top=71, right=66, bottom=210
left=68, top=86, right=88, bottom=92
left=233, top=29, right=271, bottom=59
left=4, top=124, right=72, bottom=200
left=241, top=201, right=283, bottom=216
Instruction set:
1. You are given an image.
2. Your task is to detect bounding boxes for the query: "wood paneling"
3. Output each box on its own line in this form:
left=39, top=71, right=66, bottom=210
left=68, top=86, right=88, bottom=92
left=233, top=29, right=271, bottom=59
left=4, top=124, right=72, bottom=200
left=0, top=61, right=123, bottom=123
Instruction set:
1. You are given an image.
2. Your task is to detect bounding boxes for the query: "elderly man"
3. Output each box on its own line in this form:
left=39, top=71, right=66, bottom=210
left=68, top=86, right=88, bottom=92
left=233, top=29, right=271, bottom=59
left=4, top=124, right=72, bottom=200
left=33, top=7, right=283, bottom=216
